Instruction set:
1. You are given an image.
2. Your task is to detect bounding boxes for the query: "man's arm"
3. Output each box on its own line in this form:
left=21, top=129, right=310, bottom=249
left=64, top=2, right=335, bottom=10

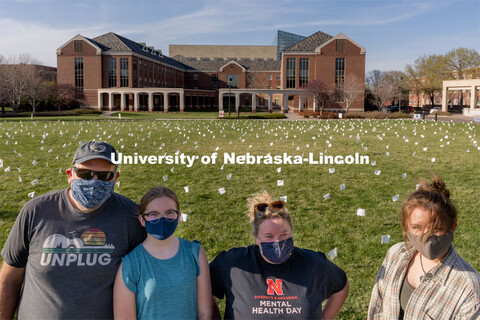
left=0, top=262, right=25, bottom=320
left=322, top=279, right=349, bottom=320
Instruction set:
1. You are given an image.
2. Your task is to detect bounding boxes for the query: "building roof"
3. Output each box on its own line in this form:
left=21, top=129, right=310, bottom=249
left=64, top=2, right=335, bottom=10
left=283, top=30, right=333, bottom=52
left=172, top=55, right=281, bottom=72
left=91, top=32, right=186, bottom=70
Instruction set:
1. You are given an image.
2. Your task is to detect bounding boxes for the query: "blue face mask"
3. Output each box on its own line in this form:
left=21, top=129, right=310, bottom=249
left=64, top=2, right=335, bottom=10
left=71, top=179, right=114, bottom=209
left=260, top=237, right=294, bottom=264
left=144, top=217, right=178, bottom=240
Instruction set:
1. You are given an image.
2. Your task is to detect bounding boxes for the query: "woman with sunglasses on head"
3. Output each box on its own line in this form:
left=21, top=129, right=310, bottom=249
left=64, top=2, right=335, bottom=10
left=368, top=174, right=480, bottom=319
left=113, top=187, right=212, bottom=320
left=209, top=191, right=349, bottom=320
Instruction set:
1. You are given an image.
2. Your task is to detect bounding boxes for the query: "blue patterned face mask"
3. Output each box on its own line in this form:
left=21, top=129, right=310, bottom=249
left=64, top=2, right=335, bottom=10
left=260, top=237, right=294, bottom=264
left=144, top=217, right=178, bottom=240
left=71, top=179, right=115, bottom=209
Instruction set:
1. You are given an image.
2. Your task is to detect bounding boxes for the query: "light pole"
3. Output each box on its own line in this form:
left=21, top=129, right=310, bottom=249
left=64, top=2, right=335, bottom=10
left=228, top=78, right=231, bottom=118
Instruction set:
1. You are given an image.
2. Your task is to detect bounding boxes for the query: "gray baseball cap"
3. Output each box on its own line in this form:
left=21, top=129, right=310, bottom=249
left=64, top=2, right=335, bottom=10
left=72, top=141, right=118, bottom=166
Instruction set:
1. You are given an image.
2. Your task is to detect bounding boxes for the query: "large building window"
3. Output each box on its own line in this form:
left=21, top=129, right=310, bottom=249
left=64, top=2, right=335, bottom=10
left=227, top=74, right=238, bottom=88
left=108, top=58, right=117, bottom=87
left=120, top=58, right=129, bottom=87
left=211, top=74, right=219, bottom=89
left=74, top=57, right=83, bottom=89
left=286, top=58, right=296, bottom=88
left=299, top=58, right=309, bottom=86
left=335, top=57, right=345, bottom=84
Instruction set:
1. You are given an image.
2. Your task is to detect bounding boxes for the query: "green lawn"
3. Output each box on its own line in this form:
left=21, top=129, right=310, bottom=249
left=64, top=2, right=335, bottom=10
left=0, top=118, right=479, bottom=319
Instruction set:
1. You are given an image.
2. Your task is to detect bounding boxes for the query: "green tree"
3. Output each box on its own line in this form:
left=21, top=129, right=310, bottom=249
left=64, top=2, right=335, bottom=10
left=405, top=54, right=446, bottom=108
left=444, top=48, right=480, bottom=80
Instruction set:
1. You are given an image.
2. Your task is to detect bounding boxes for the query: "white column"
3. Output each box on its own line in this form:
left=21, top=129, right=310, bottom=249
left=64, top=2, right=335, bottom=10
left=283, top=93, right=289, bottom=113
left=164, top=93, right=169, bottom=113
left=148, top=93, right=153, bottom=112
left=268, top=93, right=273, bottom=113
left=98, top=92, right=103, bottom=110
left=299, top=95, right=304, bottom=111
left=134, top=93, right=139, bottom=112
left=219, top=92, right=224, bottom=111
left=121, top=93, right=126, bottom=111
left=313, top=97, right=319, bottom=111
left=180, top=91, right=185, bottom=112
left=251, top=93, right=256, bottom=113
left=108, top=93, right=114, bottom=111
left=235, top=93, right=240, bottom=112
left=442, top=84, right=448, bottom=112
left=471, top=85, right=476, bottom=109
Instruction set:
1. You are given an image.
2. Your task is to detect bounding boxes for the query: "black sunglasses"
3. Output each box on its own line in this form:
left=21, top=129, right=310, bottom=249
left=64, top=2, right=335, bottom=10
left=73, top=167, right=116, bottom=181
left=255, top=201, right=285, bottom=213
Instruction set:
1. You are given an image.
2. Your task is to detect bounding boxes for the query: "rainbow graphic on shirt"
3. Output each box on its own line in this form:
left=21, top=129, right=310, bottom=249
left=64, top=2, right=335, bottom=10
left=40, top=228, right=115, bottom=267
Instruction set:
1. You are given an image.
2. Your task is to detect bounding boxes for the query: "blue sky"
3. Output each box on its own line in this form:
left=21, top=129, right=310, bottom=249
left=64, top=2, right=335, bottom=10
left=0, top=0, right=478, bottom=73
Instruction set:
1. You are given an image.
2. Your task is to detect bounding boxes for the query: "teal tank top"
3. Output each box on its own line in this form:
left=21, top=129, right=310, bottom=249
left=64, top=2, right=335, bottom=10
left=122, top=238, right=200, bottom=320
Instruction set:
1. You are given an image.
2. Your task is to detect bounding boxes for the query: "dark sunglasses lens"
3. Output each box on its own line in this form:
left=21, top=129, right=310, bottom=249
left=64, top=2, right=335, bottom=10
left=256, top=203, right=268, bottom=212
left=270, top=201, right=284, bottom=209
left=75, top=169, right=93, bottom=180
left=96, top=171, right=114, bottom=181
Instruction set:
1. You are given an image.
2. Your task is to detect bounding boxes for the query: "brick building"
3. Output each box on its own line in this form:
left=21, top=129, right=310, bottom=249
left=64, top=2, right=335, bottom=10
left=57, top=30, right=365, bottom=113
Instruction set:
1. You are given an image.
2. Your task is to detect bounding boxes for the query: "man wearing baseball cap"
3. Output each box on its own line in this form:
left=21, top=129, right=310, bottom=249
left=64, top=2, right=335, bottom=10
left=0, top=141, right=146, bottom=319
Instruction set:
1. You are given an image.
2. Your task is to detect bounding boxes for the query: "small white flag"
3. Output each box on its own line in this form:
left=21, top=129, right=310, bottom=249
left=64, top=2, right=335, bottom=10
left=219, top=187, right=226, bottom=195
left=31, top=179, right=39, bottom=185
left=328, top=247, right=338, bottom=260
left=381, top=235, right=391, bottom=244
left=392, top=194, right=399, bottom=202
left=19, top=176, right=23, bottom=183
left=329, top=168, right=335, bottom=174
left=374, top=170, right=381, bottom=176
left=402, top=173, right=407, bottom=179
left=277, top=180, right=284, bottom=187
left=279, top=196, right=287, bottom=202
left=226, top=173, right=232, bottom=180
left=340, top=183, right=346, bottom=190
left=184, top=186, right=189, bottom=193
left=277, top=167, right=281, bottom=173
left=180, top=213, right=188, bottom=222
left=28, top=191, right=35, bottom=198
left=32, top=160, right=38, bottom=166
left=431, top=158, right=436, bottom=162
left=163, top=175, right=168, bottom=181
left=357, top=208, right=366, bottom=216
left=323, top=193, right=330, bottom=200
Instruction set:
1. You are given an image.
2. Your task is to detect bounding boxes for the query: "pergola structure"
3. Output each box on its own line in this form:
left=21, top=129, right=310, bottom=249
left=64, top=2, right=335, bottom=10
left=442, top=79, right=480, bottom=116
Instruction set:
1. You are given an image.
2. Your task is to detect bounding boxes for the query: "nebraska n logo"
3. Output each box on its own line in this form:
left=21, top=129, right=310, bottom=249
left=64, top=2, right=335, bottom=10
left=266, top=278, right=284, bottom=295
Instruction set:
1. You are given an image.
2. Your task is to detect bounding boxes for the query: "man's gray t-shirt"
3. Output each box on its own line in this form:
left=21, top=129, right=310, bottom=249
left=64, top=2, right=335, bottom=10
left=1, top=188, right=146, bottom=319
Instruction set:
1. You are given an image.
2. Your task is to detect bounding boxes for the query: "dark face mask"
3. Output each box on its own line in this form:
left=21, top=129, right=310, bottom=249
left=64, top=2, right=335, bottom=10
left=408, top=231, right=453, bottom=260
left=144, top=217, right=178, bottom=240
left=259, top=237, right=294, bottom=264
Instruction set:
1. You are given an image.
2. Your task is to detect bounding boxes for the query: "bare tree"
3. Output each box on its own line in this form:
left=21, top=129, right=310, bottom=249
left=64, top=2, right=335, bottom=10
left=365, top=70, right=383, bottom=89
left=47, top=83, right=81, bottom=111
left=337, top=74, right=364, bottom=112
left=0, top=54, right=41, bottom=114
left=301, top=80, right=331, bottom=115
left=372, top=77, right=396, bottom=110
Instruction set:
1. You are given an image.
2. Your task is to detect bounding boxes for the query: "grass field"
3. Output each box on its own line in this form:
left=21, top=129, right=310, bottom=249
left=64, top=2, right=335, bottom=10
left=1, top=118, right=479, bottom=319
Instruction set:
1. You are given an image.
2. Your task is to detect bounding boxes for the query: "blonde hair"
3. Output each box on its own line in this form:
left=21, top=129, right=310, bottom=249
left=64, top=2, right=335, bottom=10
left=400, top=174, right=457, bottom=241
left=246, top=190, right=292, bottom=237
left=138, top=187, right=180, bottom=216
